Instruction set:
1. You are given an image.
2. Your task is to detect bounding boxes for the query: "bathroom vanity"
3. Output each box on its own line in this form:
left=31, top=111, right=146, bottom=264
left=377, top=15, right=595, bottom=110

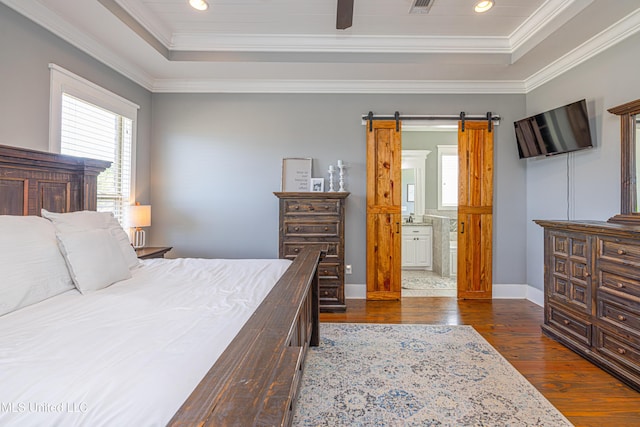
left=402, top=224, right=433, bottom=269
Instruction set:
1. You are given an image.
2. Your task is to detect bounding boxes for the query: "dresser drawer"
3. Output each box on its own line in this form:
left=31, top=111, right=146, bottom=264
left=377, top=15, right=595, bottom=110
left=598, top=294, right=640, bottom=335
left=319, top=284, right=341, bottom=304
left=283, top=199, right=340, bottom=215
left=599, top=238, right=640, bottom=267
left=318, top=262, right=340, bottom=279
left=595, top=326, right=640, bottom=376
left=547, top=304, right=592, bottom=347
left=282, top=242, right=339, bottom=260
left=599, top=268, right=640, bottom=300
left=283, top=221, right=339, bottom=237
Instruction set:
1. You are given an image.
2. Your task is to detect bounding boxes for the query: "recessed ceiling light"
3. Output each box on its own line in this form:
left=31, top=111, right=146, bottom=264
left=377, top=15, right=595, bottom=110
left=474, top=0, right=494, bottom=13
left=189, top=0, right=209, bottom=11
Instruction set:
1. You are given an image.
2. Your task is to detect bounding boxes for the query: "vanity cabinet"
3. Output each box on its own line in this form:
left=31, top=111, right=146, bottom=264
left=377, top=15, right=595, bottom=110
left=275, top=192, right=349, bottom=312
left=536, top=220, right=640, bottom=391
left=402, top=225, right=432, bottom=269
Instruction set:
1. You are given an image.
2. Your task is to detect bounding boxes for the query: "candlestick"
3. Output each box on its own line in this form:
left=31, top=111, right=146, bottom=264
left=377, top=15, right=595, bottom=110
left=328, top=165, right=336, bottom=192
left=338, top=162, right=346, bottom=192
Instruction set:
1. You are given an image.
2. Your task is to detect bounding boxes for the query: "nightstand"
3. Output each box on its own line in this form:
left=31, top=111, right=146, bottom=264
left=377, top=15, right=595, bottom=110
left=135, top=246, right=172, bottom=259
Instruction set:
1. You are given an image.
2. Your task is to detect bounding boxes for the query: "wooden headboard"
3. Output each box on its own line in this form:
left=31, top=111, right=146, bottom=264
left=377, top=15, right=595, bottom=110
left=0, top=144, right=110, bottom=216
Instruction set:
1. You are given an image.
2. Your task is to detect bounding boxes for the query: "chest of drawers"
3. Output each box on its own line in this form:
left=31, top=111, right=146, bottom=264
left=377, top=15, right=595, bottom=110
left=536, top=220, right=640, bottom=391
left=275, top=192, right=349, bottom=312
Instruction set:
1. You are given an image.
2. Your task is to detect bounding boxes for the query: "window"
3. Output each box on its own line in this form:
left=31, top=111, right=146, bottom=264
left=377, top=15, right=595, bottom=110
left=49, top=64, right=139, bottom=225
left=438, top=145, right=458, bottom=210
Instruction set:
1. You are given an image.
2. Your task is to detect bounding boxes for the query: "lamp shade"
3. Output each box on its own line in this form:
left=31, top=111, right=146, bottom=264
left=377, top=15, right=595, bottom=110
left=129, top=204, right=151, bottom=228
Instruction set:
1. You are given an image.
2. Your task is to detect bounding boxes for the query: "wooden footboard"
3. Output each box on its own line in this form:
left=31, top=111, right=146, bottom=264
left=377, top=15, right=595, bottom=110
left=169, top=247, right=324, bottom=427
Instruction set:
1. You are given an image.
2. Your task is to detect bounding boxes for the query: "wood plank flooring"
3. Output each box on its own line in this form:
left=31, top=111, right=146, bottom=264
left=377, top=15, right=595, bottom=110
left=320, top=298, right=640, bottom=427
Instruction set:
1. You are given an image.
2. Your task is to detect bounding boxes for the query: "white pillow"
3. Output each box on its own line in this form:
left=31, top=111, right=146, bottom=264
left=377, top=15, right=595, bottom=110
left=0, top=215, right=74, bottom=316
left=41, top=209, right=139, bottom=269
left=56, top=229, right=132, bottom=294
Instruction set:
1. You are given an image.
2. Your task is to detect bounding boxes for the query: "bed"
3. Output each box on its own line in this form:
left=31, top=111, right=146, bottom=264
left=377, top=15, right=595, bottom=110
left=0, top=144, right=322, bottom=426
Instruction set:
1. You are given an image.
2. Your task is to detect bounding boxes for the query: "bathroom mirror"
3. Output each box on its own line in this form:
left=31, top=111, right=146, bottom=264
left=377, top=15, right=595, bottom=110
left=608, top=99, right=640, bottom=224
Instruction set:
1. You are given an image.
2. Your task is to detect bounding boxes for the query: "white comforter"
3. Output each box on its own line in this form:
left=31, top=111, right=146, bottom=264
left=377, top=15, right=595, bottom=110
left=0, top=257, right=291, bottom=427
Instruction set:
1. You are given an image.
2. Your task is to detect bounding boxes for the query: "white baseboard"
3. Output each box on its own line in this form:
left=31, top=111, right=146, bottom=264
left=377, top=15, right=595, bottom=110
left=345, top=283, right=544, bottom=307
left=345, top=283, right=367, bottom=299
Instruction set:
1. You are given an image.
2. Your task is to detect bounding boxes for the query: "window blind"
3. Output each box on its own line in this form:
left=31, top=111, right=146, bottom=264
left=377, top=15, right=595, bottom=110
left=60, top=93, right=132, bottom=225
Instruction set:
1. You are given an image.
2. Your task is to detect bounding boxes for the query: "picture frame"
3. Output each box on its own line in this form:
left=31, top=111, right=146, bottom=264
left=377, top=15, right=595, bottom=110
left=407, top=184, right=415, bottom=202
left=310, top=178, right=324, bottom=192
left=282, top=158, right=312, bottom=191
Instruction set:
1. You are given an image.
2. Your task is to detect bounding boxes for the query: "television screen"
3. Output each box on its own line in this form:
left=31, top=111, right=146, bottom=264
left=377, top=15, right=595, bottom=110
left=514, top=99, right=593, bottom=159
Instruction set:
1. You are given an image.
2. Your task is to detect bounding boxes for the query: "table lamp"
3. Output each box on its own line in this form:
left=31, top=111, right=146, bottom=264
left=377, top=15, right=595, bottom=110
left=129, top=202, right=151, bottom=248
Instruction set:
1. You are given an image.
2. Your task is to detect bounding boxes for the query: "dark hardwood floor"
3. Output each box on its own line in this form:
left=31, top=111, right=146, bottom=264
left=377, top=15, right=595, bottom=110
left=320, top=297, right=640, bottom=427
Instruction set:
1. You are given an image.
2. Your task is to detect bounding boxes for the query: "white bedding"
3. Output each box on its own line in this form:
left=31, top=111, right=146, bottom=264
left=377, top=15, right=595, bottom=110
left=0, top=257, right=292, bottom=427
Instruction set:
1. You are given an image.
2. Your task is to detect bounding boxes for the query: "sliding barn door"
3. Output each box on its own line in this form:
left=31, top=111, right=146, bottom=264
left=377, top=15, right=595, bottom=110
left=457, top=121, right=493, bottom=299
left=366, top=120, right=402, bottom=300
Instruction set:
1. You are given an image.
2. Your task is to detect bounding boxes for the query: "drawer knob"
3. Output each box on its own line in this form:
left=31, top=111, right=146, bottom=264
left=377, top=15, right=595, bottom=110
left=324, top=227, right=329, bottom=231
left=323, top=270, right=329, bottom=274
left=294, top=248, right=299, bottom=253
left=616, top=282, right=625, bottom=289
left=563, top=319, right=571, bottom=325
left=325, top=206, right=330, bottom=210
left=617, top=249, right=627, bottom=255
left=617, top=315, right=627, bottom=322
left=584, top=272, right=591, bottom=277
left=617, top=347, right=627, bottom=355
left=294, top=205, right=299, bottom=210
left=294, top=227, right=300, bottom=232
left=309, top=206, right=315, bottom=211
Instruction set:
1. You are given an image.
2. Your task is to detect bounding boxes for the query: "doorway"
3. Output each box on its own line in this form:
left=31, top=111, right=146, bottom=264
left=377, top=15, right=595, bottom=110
left=365, top=117, right=494, bottom=301
left=401, top=127, right=458, bottom=297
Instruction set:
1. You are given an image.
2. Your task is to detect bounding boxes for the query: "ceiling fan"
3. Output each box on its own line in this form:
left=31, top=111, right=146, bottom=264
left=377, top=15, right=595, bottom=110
left=336, top=0, right=354, bottom=30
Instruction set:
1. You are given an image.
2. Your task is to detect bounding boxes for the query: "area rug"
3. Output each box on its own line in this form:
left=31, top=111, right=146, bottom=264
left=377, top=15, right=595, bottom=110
left=292, top=323, right=573, bottom=426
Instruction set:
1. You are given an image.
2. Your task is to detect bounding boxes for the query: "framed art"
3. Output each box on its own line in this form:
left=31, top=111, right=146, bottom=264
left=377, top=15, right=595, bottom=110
left=282, top=158, right=312, bottom=191
left=407, top=184, right=415, bottom=202
left=310, top=178, right=324, bottom=192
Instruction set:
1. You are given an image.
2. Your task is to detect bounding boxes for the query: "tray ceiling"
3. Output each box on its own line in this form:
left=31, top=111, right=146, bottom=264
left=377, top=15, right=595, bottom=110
left=2, top=0, right=640, bottom=93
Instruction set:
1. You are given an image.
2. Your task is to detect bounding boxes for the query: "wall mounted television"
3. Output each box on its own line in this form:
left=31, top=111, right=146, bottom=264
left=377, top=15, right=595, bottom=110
left=514, top=99, right=593, bottom=159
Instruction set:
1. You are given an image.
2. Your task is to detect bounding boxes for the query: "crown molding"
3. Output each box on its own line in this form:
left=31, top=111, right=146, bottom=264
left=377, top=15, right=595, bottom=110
left=509, top=0, right=588, bottom=53
left=170, top=33, right=512, bottom=54
left=112, top=0, right=173, bottom=48
left=151, top=79, right=526, bottom=94
left=1, top=0, right=155, bottom=91
left=525, top=7, right=640, bottom=92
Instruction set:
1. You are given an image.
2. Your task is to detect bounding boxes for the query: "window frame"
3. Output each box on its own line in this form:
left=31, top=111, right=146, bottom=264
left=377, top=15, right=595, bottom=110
left=48, top=64, right=139, bottom=218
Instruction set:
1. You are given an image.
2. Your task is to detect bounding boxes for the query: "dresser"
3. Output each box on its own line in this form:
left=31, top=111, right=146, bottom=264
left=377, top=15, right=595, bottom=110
left=275, top=192, right=349, bottom=312
left=535, top=220, right=640, bottom=391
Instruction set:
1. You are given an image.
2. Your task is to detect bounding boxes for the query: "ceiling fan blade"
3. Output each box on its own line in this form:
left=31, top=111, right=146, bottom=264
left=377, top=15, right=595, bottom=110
left=336, top=0, right=354, bottom=30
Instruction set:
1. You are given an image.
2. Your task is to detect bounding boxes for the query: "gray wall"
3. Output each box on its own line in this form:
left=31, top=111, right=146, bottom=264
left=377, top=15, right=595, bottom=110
left=0, top=4, right=153, bottom=204
left=151, top=93, right=527, bottom=286
left=524, top=31, right=640, bottom=292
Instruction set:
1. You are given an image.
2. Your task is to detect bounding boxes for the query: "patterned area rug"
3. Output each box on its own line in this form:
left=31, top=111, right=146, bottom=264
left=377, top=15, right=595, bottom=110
left=292, top=323, right=573, bottom=426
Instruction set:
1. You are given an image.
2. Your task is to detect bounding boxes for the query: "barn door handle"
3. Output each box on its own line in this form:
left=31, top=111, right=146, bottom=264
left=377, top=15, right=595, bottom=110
left=460, top=222, right=465, bottom=234
left=396, top=222, right=400, bottom=234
